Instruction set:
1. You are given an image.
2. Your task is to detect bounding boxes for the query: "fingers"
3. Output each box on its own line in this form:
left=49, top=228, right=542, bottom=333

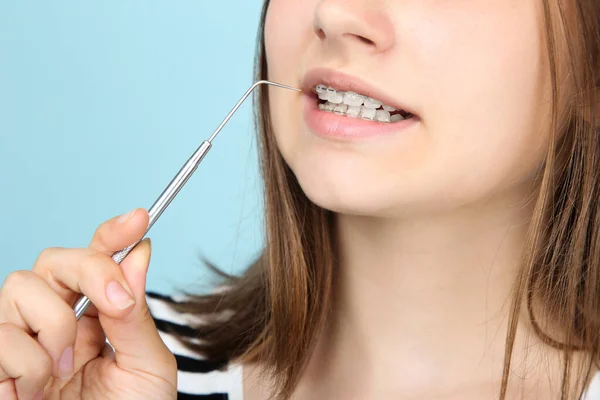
left=0, top=323, right=51, bottom=400
left=0, top=208, right=159, bottom=399
left=70, top=314, right=106, bottom=376
left=99, top=239, right=177, bottom=381
left=32, top=247, right=137, bottom=317
left=0, top=381, right=17, bottom=400
left=0, top=271, right=77, bottom=380
left=88, top=208, right=149, bottom=256
left=28, top=208, right=148, bottom=317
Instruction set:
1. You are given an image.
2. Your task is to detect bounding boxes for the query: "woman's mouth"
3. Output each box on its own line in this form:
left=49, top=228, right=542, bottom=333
left=301, top=82, right=420, bottom=141
left=314, top=84, right=416, bottom=124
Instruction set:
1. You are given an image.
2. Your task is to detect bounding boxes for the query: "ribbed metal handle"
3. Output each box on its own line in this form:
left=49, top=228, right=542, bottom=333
left=73, top=140, right=212, bottom=319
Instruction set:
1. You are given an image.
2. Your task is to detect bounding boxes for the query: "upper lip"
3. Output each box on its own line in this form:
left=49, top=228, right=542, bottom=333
left=301, top=68, right=417, bottom=115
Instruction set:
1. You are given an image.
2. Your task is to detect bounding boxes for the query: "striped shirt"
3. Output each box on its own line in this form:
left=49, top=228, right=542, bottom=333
left=147, top=291, right=243, bottom=400
left=147, top=291, right=600, bottom=400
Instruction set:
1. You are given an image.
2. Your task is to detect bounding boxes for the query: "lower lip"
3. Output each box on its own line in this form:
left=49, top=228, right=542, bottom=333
left=302, top=94, right=419, bottom=140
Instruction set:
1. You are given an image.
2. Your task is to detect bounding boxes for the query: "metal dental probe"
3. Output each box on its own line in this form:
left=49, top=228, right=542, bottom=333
left=73, top=80, right=301, bottom=320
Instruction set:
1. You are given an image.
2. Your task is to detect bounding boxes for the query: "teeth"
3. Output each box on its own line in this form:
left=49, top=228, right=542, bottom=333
left=360, top=107, right=376, bottom=121
left=329, top=92, right=344, bottom=104
left=375, top=110, right=391, bottom=123
left=363, top=97, right=383, bottom=109
left=315, top=85, right=396, bottom=109
left=333, top=104, right=348, bottom=115
left=319, top=86, right=333, bottom=101
left=315, top=85, right=413, bottom=124
left=346, top=106, right=361, bottom=118
left=315, top=84, right=327, bottom=94
left=325, top=87, right=343, bottom=104
left=323, top=101, right=335, bottom=112
left=343, top=92, right=366, bottom=107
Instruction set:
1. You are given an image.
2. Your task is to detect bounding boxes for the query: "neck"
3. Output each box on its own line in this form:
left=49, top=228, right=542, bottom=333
left=298, top=183, right=570, bottom=397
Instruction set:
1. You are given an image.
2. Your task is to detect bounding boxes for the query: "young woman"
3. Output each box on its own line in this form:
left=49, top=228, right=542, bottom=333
left=2, top=0, right=600, bottom=398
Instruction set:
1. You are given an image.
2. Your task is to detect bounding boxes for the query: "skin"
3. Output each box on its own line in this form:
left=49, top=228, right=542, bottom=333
left=243, top=0, right=590, bottom=399
left=0, top=209, right=177, bottom=399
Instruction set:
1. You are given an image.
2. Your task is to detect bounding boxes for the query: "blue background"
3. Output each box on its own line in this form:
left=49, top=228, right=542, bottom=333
left=0, top=1, right=267, bottom=294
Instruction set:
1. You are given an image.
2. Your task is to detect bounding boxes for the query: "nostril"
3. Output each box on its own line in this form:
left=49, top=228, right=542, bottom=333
left=340, top=33, right=375, bottom=47
left=317, top=29, right=376, bottom=47
left=354, top=35, right=375, bottom=47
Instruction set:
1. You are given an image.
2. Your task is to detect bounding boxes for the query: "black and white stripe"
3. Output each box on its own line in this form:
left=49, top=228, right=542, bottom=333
left=146, top=291, right=243, bottom=400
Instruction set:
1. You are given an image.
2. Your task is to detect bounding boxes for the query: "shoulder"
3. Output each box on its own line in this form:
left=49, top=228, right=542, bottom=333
left=146, top=291, right=244, bottom=400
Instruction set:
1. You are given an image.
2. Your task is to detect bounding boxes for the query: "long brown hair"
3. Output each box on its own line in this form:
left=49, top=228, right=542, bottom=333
left=169, top=0, right=600, bottom=398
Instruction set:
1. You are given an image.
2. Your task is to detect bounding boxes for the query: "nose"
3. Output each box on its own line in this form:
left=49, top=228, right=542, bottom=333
left=313, top=0, right=395, bottom=54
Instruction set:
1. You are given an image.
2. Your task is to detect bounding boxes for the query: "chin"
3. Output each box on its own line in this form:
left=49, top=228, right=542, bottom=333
left=292, top=168, right=403, bottom=217
left=303, top=188, right=387, bottom=217
left=290, top=159, right=493, bottom=219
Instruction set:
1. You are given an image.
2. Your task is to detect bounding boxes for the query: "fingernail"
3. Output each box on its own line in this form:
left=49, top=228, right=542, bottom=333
left=58, top=346, right=73, bottom=380
left=106, top=281, right=136, bottom=310
left=117, top=208, right=137, bottom=224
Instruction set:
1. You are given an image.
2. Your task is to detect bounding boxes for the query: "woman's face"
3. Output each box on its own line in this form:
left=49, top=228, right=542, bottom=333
left=265, top=0, right=554, bottom=217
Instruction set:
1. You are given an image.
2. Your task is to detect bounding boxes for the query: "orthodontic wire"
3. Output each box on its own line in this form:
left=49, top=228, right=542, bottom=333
left=72, top=80, right=301, bottom=320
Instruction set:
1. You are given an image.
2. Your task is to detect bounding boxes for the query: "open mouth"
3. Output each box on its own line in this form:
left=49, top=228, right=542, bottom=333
left=314, top=84, right=415, bottom=124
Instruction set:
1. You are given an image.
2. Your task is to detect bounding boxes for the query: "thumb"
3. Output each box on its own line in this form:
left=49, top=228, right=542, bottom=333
left=98, top=238, right=175, bottom=378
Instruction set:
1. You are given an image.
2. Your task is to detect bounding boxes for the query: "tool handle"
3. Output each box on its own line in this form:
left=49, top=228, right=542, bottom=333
left=71, top=80, right=300, bottom=320
left=73, top=140, right=212, bottom=319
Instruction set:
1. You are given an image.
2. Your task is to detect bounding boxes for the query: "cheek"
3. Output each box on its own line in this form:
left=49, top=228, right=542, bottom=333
left=413, top=0, right=551, bottom=195
left=264, top=0, right=312, bottom=166
left=265, top=0, right=314, bottom=80
left=265, top=1, right=304, bottom=72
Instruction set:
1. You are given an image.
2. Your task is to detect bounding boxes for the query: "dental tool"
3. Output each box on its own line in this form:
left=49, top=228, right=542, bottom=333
left=73, top=80, right=301, bottom=320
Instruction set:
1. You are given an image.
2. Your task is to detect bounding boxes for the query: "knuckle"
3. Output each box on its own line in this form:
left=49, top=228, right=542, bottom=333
left=34, top=247, right=56, bottom=266
left=82, top=250, right=107, bottom=267
left=93, top=224, right=111, bottom=246
left=0, top=322, right=19, bottom=337
left=81, top=251, right=111, bottom=275
left=50, top=306, right=78, bottom=337
left=82, top=250, right=122, bottom=281
left=33, top=304, right=78, bottom=344
left=0, top=322, right=52, bottom=385
left=2, top=270, right=33, bottom=292
left=32, top=247, right=64, bottom=274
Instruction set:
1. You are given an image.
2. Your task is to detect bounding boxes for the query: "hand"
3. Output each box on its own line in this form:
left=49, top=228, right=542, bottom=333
left=0, top=209, right=177, bottom=399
